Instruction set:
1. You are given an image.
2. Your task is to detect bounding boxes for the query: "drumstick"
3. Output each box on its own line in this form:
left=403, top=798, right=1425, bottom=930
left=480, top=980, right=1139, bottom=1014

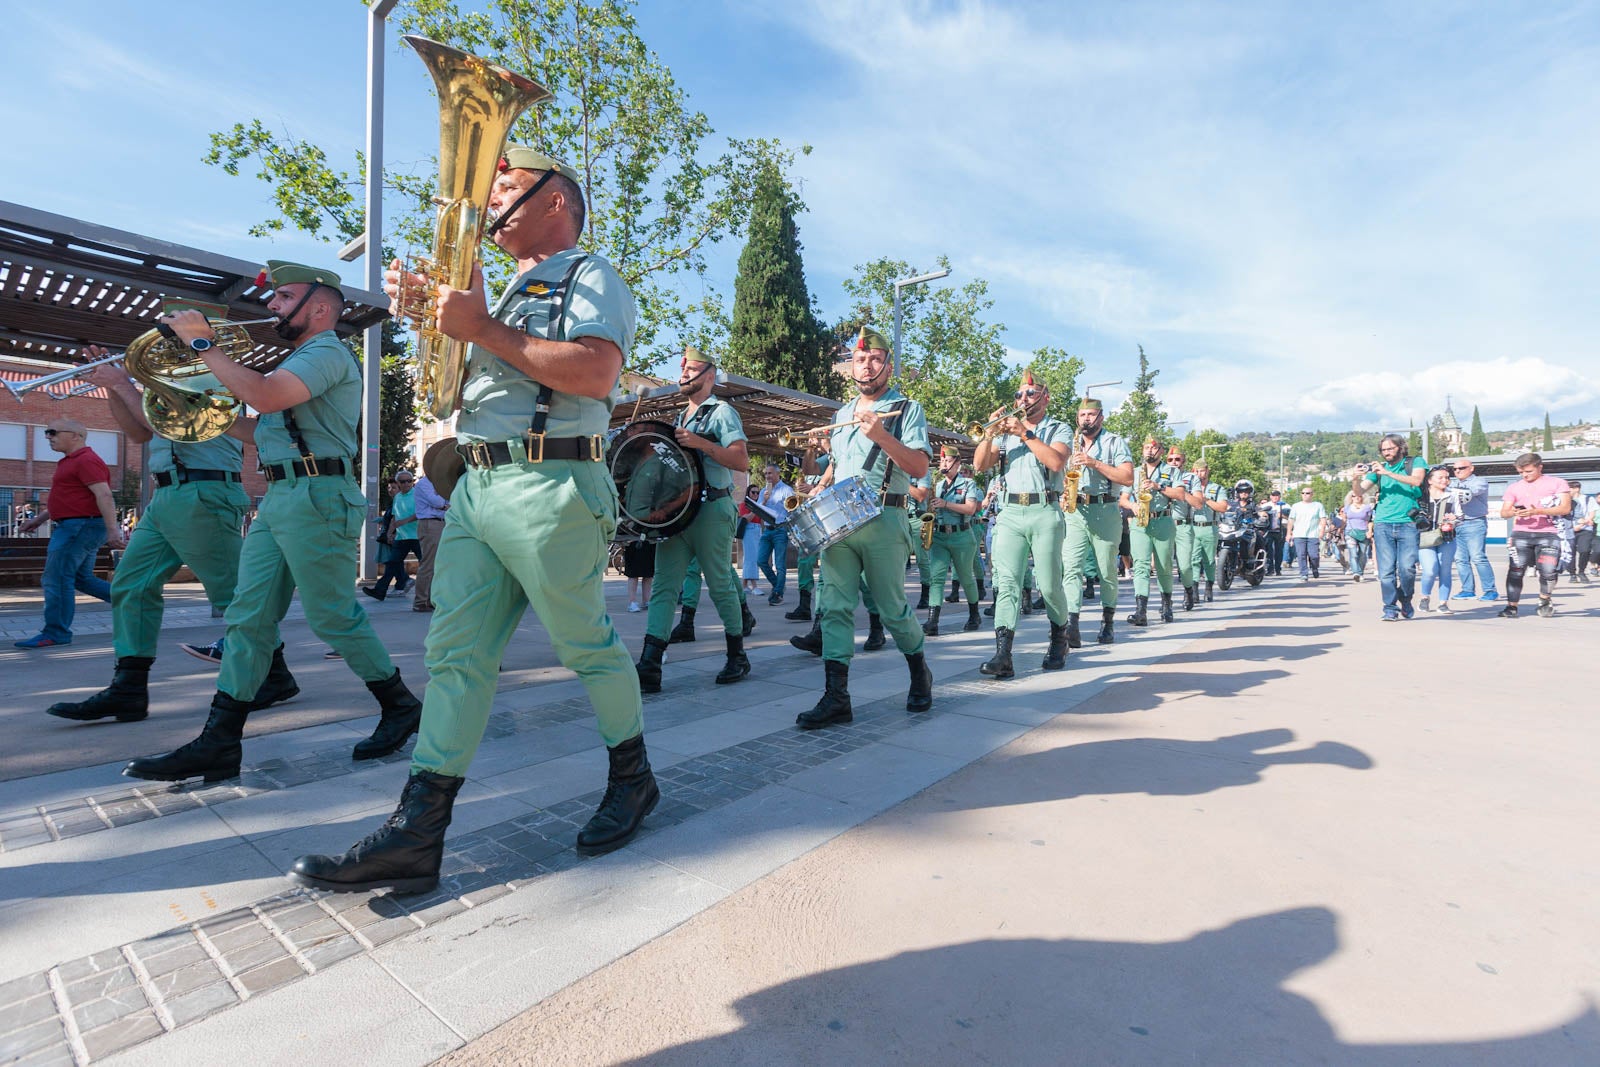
left=628, top=383, right=648, bottom=423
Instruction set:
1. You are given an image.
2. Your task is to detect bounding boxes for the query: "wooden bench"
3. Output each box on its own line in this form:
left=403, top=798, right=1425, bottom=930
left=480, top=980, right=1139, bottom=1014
left=0, top=537, right=116, bottom=588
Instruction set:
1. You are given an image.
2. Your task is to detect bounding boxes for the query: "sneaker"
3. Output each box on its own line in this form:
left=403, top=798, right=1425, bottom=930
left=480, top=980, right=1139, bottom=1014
left=1479, top=591, right=1499, bottom=602
left=1437, top=601, right=1451, bottom=613
left=324, top=649, right=344, bottom=660
left=1454, top=592, right=1477, bottom=601
left=768, top=592, right=783, bottom=606
left=13, top=633, right=67, bottom=649
left=627, top=601, right=640, bottom=612
left=1496, top=605, right=1518, bottom=618
left=1537, top=600, right=1555, bottom=618
left=178, top=637, right=226, bottom=665
left=1401, top=604, right=1415, bottom=620
left=1419, top=597, right=1430, bottom=612
left=1381, top=612, right=1399, bottom=622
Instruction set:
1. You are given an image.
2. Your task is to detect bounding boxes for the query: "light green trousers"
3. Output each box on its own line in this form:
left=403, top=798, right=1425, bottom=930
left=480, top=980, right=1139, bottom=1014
left=820, top=512, right=922, bottom=663
left=928, top=525, right=980, bottom=603
left=679, top=553, right=744, bottom=608
left=112, top=481, right=247, bottom=659
left=1193, top=524, right=1219, bottom=581
left=991, top=503, right=1067, bottom=628
left=648, top=496, right=742, bottom=639
left=412, top=460, right=639, bottom=777
left=218, top=474, right=392, bottom=700
left=1063, top=502, right=1122, bottom=612
left=1174, top=521, right=1197, bottom=590
left=1130, top=514, right=1176, bottom=597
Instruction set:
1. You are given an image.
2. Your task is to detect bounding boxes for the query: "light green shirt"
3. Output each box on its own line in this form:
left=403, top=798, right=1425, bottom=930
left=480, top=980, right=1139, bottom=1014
left=254, top=331, right=360, bottom=465
left=829, top=387, right=930, bottom=497
left=389, top=488, right=418, bottom=540
left=1131, top=461, right=1183, bottom=516
left=1076, top=429, right=1132, bottom=496
left=148, top=435, right=243, bottom=476
left=678, top=397, right=746, bottom=491
left=1183, top=475, right=1228, bottom=526
left=934, top=473, right=977, bottom=524
left=992, top=417, right=1067, bottom=495
left=457, top=249, right=636, bottom=445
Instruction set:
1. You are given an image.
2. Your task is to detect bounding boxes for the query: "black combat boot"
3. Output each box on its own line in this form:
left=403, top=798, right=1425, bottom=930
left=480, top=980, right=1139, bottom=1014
left=289, top=771, right=463, bottom=894
left=790, top=616, right=823, bottom=655
left=668, top=606, right=696, bottom=644
left=1182, top=585, right=1196, bottom=611
left=905, top=651, right=933, bottom=712
left=1031, top=593, right=1047, bottom=611
left=1205, top=579, right=1214, bottom=603
left=47, top=656, right=152, bottom=722
left=976, top=576, right=986, bottom=602
left=1066, top=612, right=1083, bottom=648
left=1128, top=595, right=1149, bottom=627
left=984, top=603, right=995, bottom=617
left=354, top=669, right=424, bottom=760
left=247, top=645, right=299, bottom=710
left=963, top=603, right=981, bottom=632
left=862, top=613, right=886, bottom=652
left=944, top=586, right=961, bottom=604
left=1159, top=592, right=1174, bottom=623
left=784, top=589, right=813, bottom=622
left=1020, top=590, right=1035, bottom=616
left=1097, top=607, right=1116, bottom=645
left=123, top=691, right=252, bottom=782
left=797, top=660, right=852, bottom=729
left=741, top=600, right=758, bottom=636
left=979, top=627, right=1015, bottom=680
left=916, top=583, right=930, bottom=609
left=1084, top=577, right=1097, bottom=600
left=635, top=634, right=668, bottom=693
left=577, top=734, right=660, bottom=854
left=922, top=606, right=941, bottom=637
left=1042, top=622, right=1069, bottom=671
left=715, top=633, right=750, bottom=684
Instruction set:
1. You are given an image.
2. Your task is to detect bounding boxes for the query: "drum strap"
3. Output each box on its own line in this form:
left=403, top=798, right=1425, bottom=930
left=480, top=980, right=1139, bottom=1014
left=526, top=254, right=591, bottom=441
left=859, top=400, right=908, bottom=497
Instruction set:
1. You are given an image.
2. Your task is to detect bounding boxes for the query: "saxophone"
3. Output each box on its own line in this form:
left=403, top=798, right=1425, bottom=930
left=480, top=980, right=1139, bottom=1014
left=919, top=477, right=939, bottom=549
left=1135, top=482, right=1153, bottom=527
left=1062, top=435, right=1084, bottom=513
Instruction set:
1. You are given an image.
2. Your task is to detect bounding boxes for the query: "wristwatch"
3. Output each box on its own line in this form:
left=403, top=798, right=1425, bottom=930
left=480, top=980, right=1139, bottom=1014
left=188, top=337, right=215, bottom=353
left=1023, top=429, right=1037, bottom=442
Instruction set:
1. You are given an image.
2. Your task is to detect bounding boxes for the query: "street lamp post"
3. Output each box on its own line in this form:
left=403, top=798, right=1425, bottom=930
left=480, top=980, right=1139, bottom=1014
left=891, top=268, right=951, bottom=369
left=1278, top=445, right=1290, bottom=493
left=1082, top=380, right=1122, bottom=398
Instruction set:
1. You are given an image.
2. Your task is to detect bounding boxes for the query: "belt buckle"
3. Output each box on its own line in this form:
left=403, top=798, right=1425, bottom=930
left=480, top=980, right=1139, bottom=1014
left=302, top=455, right=320, bottom=478
left=1019, top=492, right=1034, bottom=506
left=524, top=431, right=545, bottom=463
left=469, top=442, right=491, bottom=468
left=587, top=435, right=603, bottom=462
left=262, top=465, right=278, bottom=484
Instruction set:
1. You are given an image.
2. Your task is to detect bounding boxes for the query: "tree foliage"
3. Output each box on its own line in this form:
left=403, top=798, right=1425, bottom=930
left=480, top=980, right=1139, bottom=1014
left=724, top=160, right=837, bottom=399
left=1543, top=412, right=1555, bottom=450
left=1468, top=406, right=1491, bottom=454
left=1105, top=345, right=1168, bottom=449
left=1172, top=429, right=1269, bottom=493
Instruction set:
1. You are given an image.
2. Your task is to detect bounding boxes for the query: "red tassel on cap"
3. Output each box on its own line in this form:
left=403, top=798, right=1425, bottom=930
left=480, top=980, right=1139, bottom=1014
left=497, top=157, right=509, bottom=172
left=253, top=269, right=269, bottom=288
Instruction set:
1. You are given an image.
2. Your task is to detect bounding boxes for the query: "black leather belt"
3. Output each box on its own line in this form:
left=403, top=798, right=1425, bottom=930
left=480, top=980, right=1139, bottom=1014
left=154, top=469, right=241, bottom=488
left=704, top=486, right=731, bottom=501
left=1006, top=491, right=1059, bottom=506
left=261, top=457, right=350, bottom=483
left=459, top=436, right=606, bottom=469
left=1077, top=493, right=1114, bottom=506
left=1173, top=518, right=1193, bottom=526
left=936, top=522, right=970, bottom=533
left=882, top=493, right=907, bottom=508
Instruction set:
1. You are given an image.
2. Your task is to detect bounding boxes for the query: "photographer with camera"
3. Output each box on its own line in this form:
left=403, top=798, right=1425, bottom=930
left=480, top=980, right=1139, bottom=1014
left=1358, top=434, right=1427, bottom=621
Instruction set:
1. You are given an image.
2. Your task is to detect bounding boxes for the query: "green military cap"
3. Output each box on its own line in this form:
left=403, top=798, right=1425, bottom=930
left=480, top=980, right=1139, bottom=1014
left=854, top=325, right=891, bottom=352
left=499, top=144, right=581, bottom=185
left=254, top=260, right=344, bottom=296
left=941, top=443, right=960, bottom=457
left=682, top=345, right=716, bottom=367
left=1078, top=397, right=1104, bottom=411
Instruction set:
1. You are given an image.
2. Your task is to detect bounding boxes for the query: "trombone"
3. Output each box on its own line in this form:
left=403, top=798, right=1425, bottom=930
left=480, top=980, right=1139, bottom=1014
left=967, top=404, right=1026, bottom=438
left=775, top=416, right=862, bottom=449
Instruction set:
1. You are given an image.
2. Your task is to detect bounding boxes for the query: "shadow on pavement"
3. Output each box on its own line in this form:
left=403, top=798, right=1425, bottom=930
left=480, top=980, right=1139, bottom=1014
left=1158, top=642, right=1338, bottom=665
left=1064, top=669, right=1295, bottom=715
left=624, top=908, right=1598, bottom=1066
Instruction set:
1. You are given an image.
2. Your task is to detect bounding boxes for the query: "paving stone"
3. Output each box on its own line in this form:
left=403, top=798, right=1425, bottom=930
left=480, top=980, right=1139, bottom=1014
left=300, top=936, right=363, bottom=972
left=284, top=917, right=346, bottom=948
left=146, top=961, right=224, bottom=1001
left=8, top=1041, right=74, bottom=1067
left=163, top=981, right=238, bottom=1028
left=0, top=1018, right=66, bottom=1061
left=405, top=896, right=467, bottom=926
left=79, top=1009, right=164, bottom=1060
left=196, top=909, right=259, bottom=937
left=357, top=916, right=423, bottom=948
left=63, top=964, right=137, bottom=1002
left=234, top=957, right=306, bottom=998
left=135, top=941, right=208, bottom=978
left=220, top=936, right=290, bottom=974
left=208, top=921, right=274, bottom=955
left=0, top=972, right=49, bottom=1007
left=69, top=983, right=148, bottom=1032
left=460, top=883, right=512, bottom=908
left=262, top=902, right=326, bottom=932
left=54, top=950, right=124, bottom=984
left=0, top=993, right=57, bottom=1034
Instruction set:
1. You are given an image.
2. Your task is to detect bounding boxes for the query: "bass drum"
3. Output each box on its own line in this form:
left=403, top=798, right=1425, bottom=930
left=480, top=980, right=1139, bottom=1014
left=610, top=419, right=704, bottom=543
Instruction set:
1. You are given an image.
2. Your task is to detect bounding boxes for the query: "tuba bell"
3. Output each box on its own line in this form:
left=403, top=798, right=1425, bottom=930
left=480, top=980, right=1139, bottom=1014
left=401, top=36, right=551, bottom=420
left=124, top=317, right=283, bottom=442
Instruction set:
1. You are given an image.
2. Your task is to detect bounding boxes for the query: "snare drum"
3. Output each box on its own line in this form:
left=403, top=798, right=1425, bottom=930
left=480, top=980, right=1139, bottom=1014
left=789, top=476, right=883, bottom=556
left=611, top=420, right=705, bottom=543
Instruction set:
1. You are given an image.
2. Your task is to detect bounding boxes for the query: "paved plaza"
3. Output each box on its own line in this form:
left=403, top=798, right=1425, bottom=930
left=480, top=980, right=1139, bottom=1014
left=1, top=572, right=1596, bottom=1066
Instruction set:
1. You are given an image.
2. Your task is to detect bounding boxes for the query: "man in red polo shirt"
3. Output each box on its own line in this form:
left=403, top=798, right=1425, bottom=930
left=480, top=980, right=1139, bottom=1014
left=15, top=418, right=124, bottom=648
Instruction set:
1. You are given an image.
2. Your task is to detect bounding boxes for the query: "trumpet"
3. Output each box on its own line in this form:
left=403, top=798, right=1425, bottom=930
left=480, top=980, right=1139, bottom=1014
left=3, top=350, right=126, bottom=402
left=967, top=405, right=1026, bottom=438
left=776, top=416, right=860, bottom=449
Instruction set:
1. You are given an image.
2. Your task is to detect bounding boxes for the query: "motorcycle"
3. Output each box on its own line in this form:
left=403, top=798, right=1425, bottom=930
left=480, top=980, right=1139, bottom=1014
left=1217, top=503, right=1271, bottom=589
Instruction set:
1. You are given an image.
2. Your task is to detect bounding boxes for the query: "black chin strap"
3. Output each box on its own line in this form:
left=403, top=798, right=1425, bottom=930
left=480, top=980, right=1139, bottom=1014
left=678, top=363, right=713, bottom=395
left=273, top=282, right=328, bottom=341
left=485, top=170, right=557, bottom=238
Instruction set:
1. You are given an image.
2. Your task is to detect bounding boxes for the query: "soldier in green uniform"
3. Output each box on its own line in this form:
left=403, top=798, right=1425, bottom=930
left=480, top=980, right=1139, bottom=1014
left=917, top=445, right=983, bottom=636
left=1061, top=397, right=1134, bottom=645
left=291, top=148, right=652, bottom=894
left=973, top=371, right=1070, bottom=678
left=666, top=555, right=757, bottom=643
left=1166, top=445, right=1200, bottom=611
left=1183, top=460, right=1229, bottom=602
left=1122, top=437, right=1186, bottom=626
left=636, top=349, right=750, bottom=691
left=797, top=327, right=934, bottom=729
left=909, top=472, right=934, bottom=610
left=124, top=261, right=421, bottom=785
left=784, top=437, right=829, bottom=622
left=45, top=353, right=297, bottom=725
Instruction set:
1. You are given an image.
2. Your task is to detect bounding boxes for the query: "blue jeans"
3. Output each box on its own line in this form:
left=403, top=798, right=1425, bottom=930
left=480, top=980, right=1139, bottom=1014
left=1295, top=537, right=1319, bottom=577
left=42, top=517, right=112, bottom=640
left=758, top=523, right=790, bottom=597
left=1347, top=534, right=1370, bottom=575
left=1419, top=538, right=1456, bottom=600
left=1372, top=521, right=1419, bottom=614
left=1451, top=518, right=1497, bottom=596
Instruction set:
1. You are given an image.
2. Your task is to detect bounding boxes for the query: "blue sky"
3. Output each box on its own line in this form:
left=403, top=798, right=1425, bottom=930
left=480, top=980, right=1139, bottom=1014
left=3, top=1, right=1596, bottom=433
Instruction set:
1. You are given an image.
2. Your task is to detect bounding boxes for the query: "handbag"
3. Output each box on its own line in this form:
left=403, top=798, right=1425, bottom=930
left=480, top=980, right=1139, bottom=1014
left=735, top=517, right=749, bottom=540
left=1419, top=529, right=1443, bottom=550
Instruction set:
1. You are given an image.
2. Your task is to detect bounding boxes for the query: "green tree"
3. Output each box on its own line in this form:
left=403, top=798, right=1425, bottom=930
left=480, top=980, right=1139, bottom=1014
left=1013, top=345, right=1083, bottom=418
left=1105, top=345, right=1168, bottom=449
left=1174, top=429, right=1268, bottom=493
left=1468, top=406, right=1490, bottom=454
left=1407, top=420, right=1424, bottom=461
left=724, top=159, right=836, bottom=398
left=1543, top=412, right=1555, bottom=450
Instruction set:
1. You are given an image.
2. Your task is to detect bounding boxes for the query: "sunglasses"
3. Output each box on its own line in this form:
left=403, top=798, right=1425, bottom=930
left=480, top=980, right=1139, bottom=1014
left=1014, top=388, right=1043, bottom=399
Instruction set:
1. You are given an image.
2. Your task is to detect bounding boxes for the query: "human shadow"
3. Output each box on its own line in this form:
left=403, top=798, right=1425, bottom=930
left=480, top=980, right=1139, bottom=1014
left=626, top=908, right=1598, bottom=1066
left=1157, top=641, right=1338, bottom=665
left=1209, top=624, right=1342, bottom=638
left=947, top=728, right=1371, bottom=810
left=1061, top=669, right=1294, bottom=716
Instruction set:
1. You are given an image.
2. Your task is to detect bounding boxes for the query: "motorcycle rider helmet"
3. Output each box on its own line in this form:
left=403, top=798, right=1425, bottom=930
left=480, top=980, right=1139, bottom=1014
left=1234, top=479, right=1254, bottom=494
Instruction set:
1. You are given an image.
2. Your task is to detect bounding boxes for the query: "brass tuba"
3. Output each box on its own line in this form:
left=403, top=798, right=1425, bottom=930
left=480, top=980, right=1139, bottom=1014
left=402, top=36, right=551, bottom=420
left=124, top=318, right=283, bottom=442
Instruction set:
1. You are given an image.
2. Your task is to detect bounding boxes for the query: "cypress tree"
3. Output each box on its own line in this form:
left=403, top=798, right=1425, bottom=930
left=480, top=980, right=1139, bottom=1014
left=1543, top=412, right=1555, bottom=450
left=1467, top=406, right=1490, bottom=454
left=726, top=162, right=836, bottom=398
